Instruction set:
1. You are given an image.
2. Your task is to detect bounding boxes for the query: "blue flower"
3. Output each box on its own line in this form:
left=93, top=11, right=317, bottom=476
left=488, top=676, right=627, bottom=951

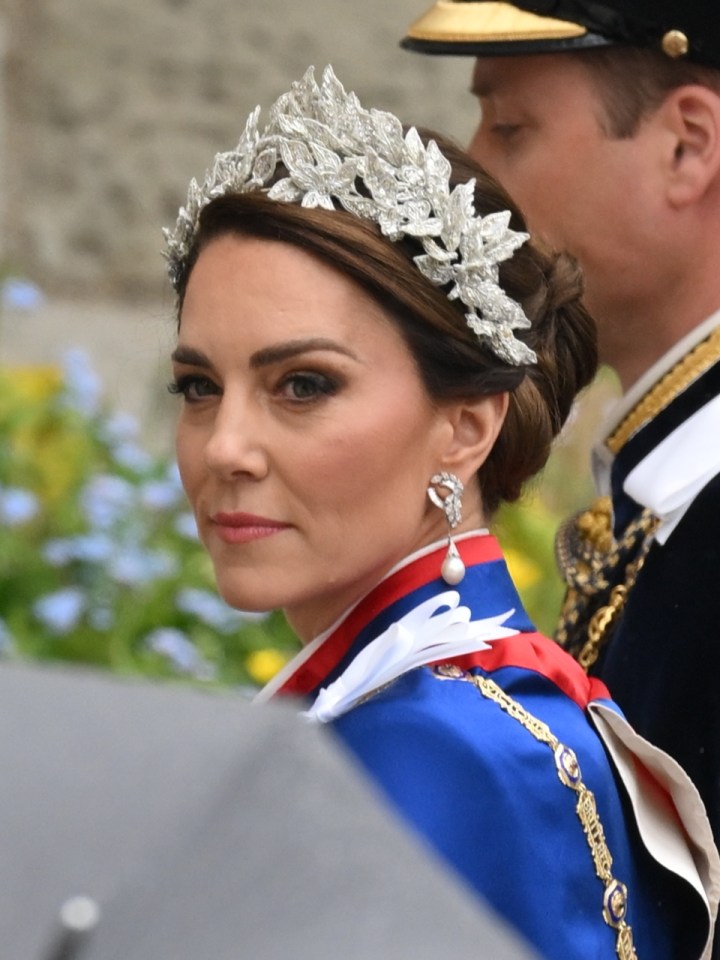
left=109, top=548, right=177, bottom=586
left=176, top=587, right=249, bottom=633
left=140, top=478, right=184, bottom=512
left=0, top=486, right=39, bottom=526
left=33, top=587, right=86, bottom=635
left=174, top=512, right=199, bottom=540
left=43, top=533, right=115, bottom=566
left=80, top=475, right=135, bottom=529
left=42, top=539, right=75, bottom=566
left=99, top=414, right=154, bottom=474
left=112, top=442, right=153, bottom=473
left=60, top=348, right=102, bottom=416
left=72, top=533, right=115, bottom=563
left=144, top=627, right=215, bottom=679
left=166, top=461, right=184, bottom=489
left=1, top=277, right=45, bottom=311
left=98, top=411, right=140, bottom=446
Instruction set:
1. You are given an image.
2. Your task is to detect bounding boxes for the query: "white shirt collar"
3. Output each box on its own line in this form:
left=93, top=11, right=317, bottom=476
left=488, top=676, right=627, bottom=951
left=591, top=311, right=720, bottom=539
left=592, top=310, right=720, bottom=496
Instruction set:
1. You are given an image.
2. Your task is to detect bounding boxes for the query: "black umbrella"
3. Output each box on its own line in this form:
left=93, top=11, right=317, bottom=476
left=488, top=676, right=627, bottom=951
left=0, top=661, right=536, bottom=959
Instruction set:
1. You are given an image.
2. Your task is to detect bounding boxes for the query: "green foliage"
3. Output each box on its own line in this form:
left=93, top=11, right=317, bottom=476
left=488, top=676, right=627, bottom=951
left=0, top=352, right=299, bottom=687
left=493, top=493, right=566, bottom=637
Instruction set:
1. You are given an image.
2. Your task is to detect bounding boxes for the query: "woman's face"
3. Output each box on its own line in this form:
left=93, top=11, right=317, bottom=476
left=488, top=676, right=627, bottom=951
left=174, top=234, right=458, bottom=641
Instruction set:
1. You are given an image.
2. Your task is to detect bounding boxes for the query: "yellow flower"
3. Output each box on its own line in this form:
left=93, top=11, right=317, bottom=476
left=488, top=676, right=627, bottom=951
left=0, top=365, right=62, bottom=409
left=246, top=648, right=289, bottom=686
left=504, top=547, right=542, bottom=592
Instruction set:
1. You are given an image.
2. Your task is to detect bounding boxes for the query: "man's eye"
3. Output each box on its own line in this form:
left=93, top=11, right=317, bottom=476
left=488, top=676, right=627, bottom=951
left=168, top=375, right=219, bottom=402
left=491, top=123, right=523, bottom=139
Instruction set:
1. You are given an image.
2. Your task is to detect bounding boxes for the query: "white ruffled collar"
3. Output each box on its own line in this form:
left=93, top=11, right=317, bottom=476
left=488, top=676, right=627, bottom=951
left=305, top=590, right=516, bottom=723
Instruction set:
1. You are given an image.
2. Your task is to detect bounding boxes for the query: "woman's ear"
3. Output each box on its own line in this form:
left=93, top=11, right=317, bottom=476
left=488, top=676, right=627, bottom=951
left=439, top=393, right=509, bottom=478
left=661, top=85, right=720, bottom=207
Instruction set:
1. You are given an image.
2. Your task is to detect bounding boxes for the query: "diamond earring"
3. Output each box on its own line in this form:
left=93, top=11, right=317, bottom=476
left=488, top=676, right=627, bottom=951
left=427, top=472, right=465, bottom=585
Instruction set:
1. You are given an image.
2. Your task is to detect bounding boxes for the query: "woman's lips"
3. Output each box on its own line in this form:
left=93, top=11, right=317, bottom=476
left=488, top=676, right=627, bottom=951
left=210, top=512, right=290, bottom=544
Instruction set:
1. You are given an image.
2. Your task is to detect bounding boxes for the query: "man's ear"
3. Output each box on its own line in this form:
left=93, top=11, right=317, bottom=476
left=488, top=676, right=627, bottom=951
left=661, top=85, right=720, bottom=207
left=438, top=393, right=509, bottom=478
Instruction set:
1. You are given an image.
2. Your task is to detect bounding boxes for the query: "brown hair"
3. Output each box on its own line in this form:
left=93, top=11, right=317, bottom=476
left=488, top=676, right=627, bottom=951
left=174, top=132, right=596, bottom=515
left=577, top=46, right=720, bottom=138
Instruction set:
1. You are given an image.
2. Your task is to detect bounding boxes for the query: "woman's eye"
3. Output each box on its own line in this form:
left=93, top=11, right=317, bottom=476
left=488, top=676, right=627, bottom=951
left=279, top=372, right=338, bottom=403
left=168, top=374, right=219, bottom=402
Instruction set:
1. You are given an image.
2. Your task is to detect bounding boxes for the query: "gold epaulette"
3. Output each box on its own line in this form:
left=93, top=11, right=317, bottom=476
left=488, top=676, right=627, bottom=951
left=555, top=499, right=659, bottom=670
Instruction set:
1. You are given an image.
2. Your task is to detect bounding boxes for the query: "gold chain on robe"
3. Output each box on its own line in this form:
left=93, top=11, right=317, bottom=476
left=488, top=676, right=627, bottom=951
left=435, top=664, right=638, bottom=960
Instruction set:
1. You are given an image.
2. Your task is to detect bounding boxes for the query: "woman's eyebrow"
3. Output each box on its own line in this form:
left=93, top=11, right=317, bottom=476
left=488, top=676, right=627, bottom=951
left=249, top=338, right=359, bottom=368
left=171, top=338, right=360, bottom=370
left=171, top=345, right=212, bottom=367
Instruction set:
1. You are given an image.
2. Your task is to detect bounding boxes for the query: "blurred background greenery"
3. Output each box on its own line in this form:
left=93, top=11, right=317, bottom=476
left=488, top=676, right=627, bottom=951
left=0, top=352, right=298, bottom=687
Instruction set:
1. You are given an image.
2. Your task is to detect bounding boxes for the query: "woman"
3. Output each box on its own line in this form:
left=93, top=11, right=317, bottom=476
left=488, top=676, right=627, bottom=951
left=164, top=67, right=718, bottom=959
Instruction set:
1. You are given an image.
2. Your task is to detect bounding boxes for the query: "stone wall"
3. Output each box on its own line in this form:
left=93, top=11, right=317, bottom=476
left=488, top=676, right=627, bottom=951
left=2, top=0, right=477, bottom=299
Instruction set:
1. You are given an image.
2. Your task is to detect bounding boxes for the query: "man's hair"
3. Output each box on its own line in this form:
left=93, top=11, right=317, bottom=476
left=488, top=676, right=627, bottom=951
left=578, top=46, right=720, bottom=138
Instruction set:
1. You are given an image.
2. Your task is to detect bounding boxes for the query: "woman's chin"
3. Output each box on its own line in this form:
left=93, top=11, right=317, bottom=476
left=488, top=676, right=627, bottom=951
left=214, top=580, right=278, bottom=616
left=228, top=599, right=275, bottom=616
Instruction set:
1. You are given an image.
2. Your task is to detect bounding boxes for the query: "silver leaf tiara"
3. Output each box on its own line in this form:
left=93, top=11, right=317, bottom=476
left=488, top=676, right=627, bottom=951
left=163, top=65, right=536, bottom=366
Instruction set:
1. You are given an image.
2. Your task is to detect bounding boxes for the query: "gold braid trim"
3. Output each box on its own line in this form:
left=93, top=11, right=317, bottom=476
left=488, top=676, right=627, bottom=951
left=555, top=497, right=659, bottom=668
left=575, top=510, right=660, bottom=671
left=467, top=673, right=638, bottom=960
left=606, top=326, right=720, bottom=455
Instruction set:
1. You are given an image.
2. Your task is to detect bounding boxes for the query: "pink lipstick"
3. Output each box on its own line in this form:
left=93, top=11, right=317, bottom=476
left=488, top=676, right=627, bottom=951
left=211, top=512, right=290, bottom=545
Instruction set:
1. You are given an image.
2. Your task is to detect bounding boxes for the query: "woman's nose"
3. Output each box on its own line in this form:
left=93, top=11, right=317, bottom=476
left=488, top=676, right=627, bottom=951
left=203, top=403, right=268, bottom=481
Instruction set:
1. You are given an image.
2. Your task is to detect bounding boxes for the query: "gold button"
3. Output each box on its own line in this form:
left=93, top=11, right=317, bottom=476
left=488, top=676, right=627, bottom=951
left=662, top=29, right=689, bottom=59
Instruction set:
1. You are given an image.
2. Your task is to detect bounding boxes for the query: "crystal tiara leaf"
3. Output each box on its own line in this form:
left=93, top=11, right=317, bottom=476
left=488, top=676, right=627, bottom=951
left=163, top=65, right=536, bottom=366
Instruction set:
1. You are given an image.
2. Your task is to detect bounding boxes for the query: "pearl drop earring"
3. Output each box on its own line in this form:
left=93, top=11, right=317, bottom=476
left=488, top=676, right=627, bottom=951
left=427, top=472, right=466, bottom=585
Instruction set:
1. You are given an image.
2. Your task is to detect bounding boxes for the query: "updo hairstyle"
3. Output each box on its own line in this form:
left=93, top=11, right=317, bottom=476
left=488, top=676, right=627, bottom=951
left=174, top=130, right=597, bottom=515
